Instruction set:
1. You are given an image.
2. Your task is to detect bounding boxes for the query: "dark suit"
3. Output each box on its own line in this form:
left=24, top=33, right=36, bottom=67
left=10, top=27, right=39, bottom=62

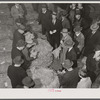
left=83, top=29, right=100, bottom=57
left=12, top=29, right=25, bottom=48
left=48, top=19, right=62, bottom=49
left=66, top=47, right=77, bottom=68
left=58, top=68, right=80, bottom=88
left=86, top=53, right=100, bottom=82
left=11, top=47, right=31, bottom=71
left=7, top=65, right=27, bottom=88
left=38, top=10, right=52, bottom=35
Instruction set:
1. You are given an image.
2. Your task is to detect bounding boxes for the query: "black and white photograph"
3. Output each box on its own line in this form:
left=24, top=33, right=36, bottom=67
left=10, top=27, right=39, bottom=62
left=0, top=1, right=100, bottom=91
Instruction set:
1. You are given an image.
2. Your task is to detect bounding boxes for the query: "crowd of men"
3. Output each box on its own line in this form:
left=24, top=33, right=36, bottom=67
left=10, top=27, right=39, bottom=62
left=7, top=3, right=100, bottom=88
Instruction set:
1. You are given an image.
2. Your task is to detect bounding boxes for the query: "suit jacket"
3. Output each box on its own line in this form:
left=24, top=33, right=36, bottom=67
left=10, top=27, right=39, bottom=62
left=83, top=29, right=100, bottom=57
left=38, top=10, right=52, bottom=30
left=66, top=47, right=77, bottom=61
left=86, top=53, right=100, bottom=75
left=12, top=29, right=25, bottom=48
left=48, top=19, right=62, bottom=38
left=11, top=5, right=24, bottom=19
left=62, top=17, right=70, bottom=29
left=7, top=65, right=27, bottom=88
left=59, top=68, right=80, bottom=88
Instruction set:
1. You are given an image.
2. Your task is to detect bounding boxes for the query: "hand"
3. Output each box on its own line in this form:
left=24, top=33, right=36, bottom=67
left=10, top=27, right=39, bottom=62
left=53, top=30, right=57, bottom=33
left=50, top=31, right=53, bottom=34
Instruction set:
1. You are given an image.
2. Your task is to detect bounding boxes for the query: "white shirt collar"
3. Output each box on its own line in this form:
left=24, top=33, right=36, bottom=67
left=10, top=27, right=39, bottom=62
left=68, top=47, right=73, bottom=52
left=14, top=64, right=20, bottom=67
left=67, top=68, right=73, bottom=71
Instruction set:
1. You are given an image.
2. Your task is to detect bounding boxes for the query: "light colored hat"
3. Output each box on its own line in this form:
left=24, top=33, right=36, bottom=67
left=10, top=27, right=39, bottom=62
left=61, top=28, right=68, bottom=34
left=90, top=23, right=99, bottom=31
left=63, top=59, right=73, bottom=69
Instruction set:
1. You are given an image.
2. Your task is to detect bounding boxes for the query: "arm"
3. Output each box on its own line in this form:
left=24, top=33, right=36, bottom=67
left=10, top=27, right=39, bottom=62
left=22, top=47, right=34, bottom=61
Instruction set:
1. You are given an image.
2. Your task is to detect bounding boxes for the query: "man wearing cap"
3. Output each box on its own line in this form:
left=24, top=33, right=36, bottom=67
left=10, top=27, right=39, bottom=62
left=58, top=59, right=80, bottom=88
left=38, top=4, right=52, bottom=35
left=60, top=28, right=77, bottom=66
left=12, top=19, right=26, bottom=49
left=73, top=9, right=90, bottom=32
left=61, top=11, right=71, bottom=30
left=48, top=11, right=63, bottom=49
left=7, top=56, right=35, bottom=88
left=11, top=39, right=34, bottom=70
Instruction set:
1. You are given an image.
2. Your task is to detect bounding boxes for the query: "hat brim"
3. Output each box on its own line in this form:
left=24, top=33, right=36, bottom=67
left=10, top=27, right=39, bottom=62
left=90, top=25, right=99, bottom=31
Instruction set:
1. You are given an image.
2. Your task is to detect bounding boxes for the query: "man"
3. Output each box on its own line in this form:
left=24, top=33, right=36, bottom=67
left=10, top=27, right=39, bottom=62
left=77, top=68, right=92, bottom=88
left=48, top=12, right=63, bottom=50
left=7, top=56, right=35, bottom=88
left=11, top=39, right=34, bottom=70
left=83, top=20, right=100, bottom=57
left=73, top=25, right=84, bottom=57
left=38, top=4, right=52, bottom=35
left=11, top=3, right=24, bottom=21
left=86, top=45, right=100, bottom=83
left=58, top=59, right=80, bottom=88
left=73, top=9, right=90, bottom=32
left=61, top=11, right=71, bottom=31
left=12, top=19, right=26, bottom=48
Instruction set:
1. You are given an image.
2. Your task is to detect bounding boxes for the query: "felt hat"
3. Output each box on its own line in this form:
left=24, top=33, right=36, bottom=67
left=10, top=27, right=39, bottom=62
left=63, top=59, right=73, bottom=69
left=61, top=28, right=68, bottom=34
left=16, top=39, right=26, bottom=47
left=52, top=11, right=57, bottom=16
left=61, top=10, right=68, bottom=17
left=64, top=36, right=74, bottom=47
left=75, top=8, right=81, bottom=15
left=90, top=22, right=99, bottom=31
left=22, top=76, right=35, bottom=88
left=74, top=25, right=82, bottom=32
left=94, top=45, right=100, bottom=51
left=41, top=4, right=47, bottom=8
left=13, top=56, right=24, bottom=65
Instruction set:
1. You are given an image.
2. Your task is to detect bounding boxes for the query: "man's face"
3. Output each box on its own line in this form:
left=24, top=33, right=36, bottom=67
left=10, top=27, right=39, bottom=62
left=75, top=31, right=80, bottom=36
left=15, top=4, right=19, bottom=7
left=76, top=15, right=81, bottom=20
left=42, top=8, right=47, bottom=13
left=52, top=14, right=57, bottom=19
left=94, top=51, right=100, bottom=61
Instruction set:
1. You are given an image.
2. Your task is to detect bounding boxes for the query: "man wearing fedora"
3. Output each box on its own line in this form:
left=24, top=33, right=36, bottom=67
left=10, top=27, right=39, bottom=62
left=38, top=4, right=52, bottom=35
left=60, top=28, right=77, bottom=66
left=48, top=11, right=62, bottom=50
left=83, top=20, right=100, bottom=57
left=7, top=56, right=35, bottom=88
left=73, top=25, right=84, bottom=57
left=73, top=9, right=90, bottom=32
left=86, top=45, right=100, bottom=83
left=61, top=11, right=71, bottom=31
left=58, top=59, right=80, bottom=88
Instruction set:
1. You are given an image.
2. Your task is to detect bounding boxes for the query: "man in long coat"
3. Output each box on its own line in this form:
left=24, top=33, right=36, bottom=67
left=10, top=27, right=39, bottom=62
left=48, top=12, right=63, bottom=49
